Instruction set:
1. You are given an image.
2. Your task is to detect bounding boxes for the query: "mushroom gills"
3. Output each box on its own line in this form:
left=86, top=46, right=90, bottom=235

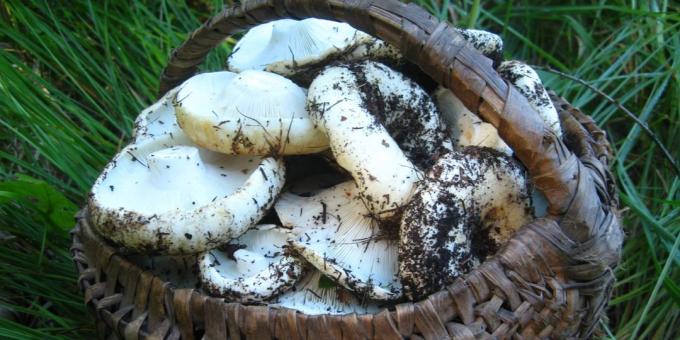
left=88, top=133, right=285, bottom=254
left=399, top=146, right=532, bottom=300
left=198, top=224, right=303, bottom=302
left=174, top=70, right=328, bottom=155
left=276, top=181, right=401, bottom=300
left=268, top=270, right=382, bottom=315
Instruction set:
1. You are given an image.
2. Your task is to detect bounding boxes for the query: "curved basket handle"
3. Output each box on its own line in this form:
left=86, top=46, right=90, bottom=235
left=159, top=0, right=620, bottom=261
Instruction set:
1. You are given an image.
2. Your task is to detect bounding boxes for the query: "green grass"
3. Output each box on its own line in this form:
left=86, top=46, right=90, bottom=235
left=0, top=0, right=677, bottom=338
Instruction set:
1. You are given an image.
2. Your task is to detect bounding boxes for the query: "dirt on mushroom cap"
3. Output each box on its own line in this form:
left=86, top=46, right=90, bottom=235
left=88, top=133, right=286, bottom=255
left=307, top=63, right=421, bottom=221
left=174, top=70, right=328, bottom=156
left=399, top=146, right=532, bottom=300
left=198, top=224, right=303, bottom=302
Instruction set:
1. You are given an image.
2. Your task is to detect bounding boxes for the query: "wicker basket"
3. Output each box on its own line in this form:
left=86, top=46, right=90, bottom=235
left=70, top=0, right=623, bottom=338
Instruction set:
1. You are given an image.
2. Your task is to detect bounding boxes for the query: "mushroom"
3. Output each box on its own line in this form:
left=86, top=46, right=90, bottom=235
left=399, top=146, right=532, bottom=300
left=198, top=224, right=303, bottom=302
left=307, top=63, right=424, bottom=220
left=434, top=87, right=513, bottom=155
left=341, top=61, right=454, bottom=169
left=174, top=70, right=328, bottom=155
left=275, top=181, right=401, bottom=300
left=268, top=270, right=382, bottom=315
left=133, top=85, right=182, bottom=141
left=88, top=134, right=285, bottom=254
left=497, top=60, right=562, bottom=137
left=454, top=28, right=504, bottom=64
left=226, top=18, right=400, bottom=76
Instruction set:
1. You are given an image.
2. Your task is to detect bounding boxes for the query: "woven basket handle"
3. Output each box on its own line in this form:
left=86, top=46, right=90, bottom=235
left=158, top=0, right=621, bottom=254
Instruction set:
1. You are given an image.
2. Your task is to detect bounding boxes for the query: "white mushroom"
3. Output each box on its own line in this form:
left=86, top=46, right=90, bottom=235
left=497, top=60, right=562, bottom=138
left=454, top=28, right=504, bottom=63
left=344, top=61, right=454, bottom=169
left=268, top=270, right=382, bottom=315
left=174, top=70, right=328, bottom=155
left=307, top=63, right=423, bottom=220
left=198, top=224, right=303, bottom=302
left=133, top=86, right=182, bottom=141
left=275, top=181, right=401, bottom=300
left=434, top=87, right=513, bottom=155
left=88, top=134, right=285, bottom=254
left=226, top=18, right=400, bottom=76
left=399, top=147, right=532, bottom=300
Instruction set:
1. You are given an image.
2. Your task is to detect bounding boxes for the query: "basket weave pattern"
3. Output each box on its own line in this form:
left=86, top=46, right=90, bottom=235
left=71, top=0, right=623, bottom=338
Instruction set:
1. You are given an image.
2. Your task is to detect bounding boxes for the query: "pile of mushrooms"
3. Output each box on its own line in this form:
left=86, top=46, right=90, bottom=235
left=88, top=18, right=561, bottom=313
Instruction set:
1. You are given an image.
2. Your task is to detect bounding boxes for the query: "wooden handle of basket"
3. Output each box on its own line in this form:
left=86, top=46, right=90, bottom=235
left=158, top=0, right=620, bottom=253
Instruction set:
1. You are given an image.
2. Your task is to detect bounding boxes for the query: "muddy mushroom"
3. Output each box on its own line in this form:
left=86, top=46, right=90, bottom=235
left=275, top=181, right=401, bottom=300
left=198, top=224, right=303, bottom=302
left=399, top=146, right=532, bottom=300
left=307, top=63, right=424, bottom=220
left=133, top=85, right=182, bottom=141
left=495, top=61, right=559, bottom=217
left=174, top=70, right=328, bottom=155
left=434, top=87, right=512, bottom=155
left=341, top=61, right=454, bottom=169
left=268, top=270, right=381, bottom=315
left=226, top=18, right=400, bottom=76
left=88, top=134, right=285, bottom=254
left=497, top=60, right=562, bottom=138
left=454, top=28, right=504, bottom=65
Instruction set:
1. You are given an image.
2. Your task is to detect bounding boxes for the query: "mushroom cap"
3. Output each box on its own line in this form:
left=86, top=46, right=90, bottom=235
left=275, top=181, right=401, bottom=300
left=497, top=61, right=562, bottom=138
left=307, top=63, right=421, bottom=219
left=454, top=28, right=504, bottom=63
left=198, top=224, right=303, bottom=302
left=434, top=87, right=512, bottom=155
left=88, top=134, right=285, bottom=254
left=342, top=61, right=453, bottom=169
left=399, top=147, right=532, bottom=300
left=226, top=18, right=398, bottom=75
left=133, top=85, right=182, bottom=141
left=268, top=270, right=382, bottom=315
left=175, top=70, right=328, bottom=155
